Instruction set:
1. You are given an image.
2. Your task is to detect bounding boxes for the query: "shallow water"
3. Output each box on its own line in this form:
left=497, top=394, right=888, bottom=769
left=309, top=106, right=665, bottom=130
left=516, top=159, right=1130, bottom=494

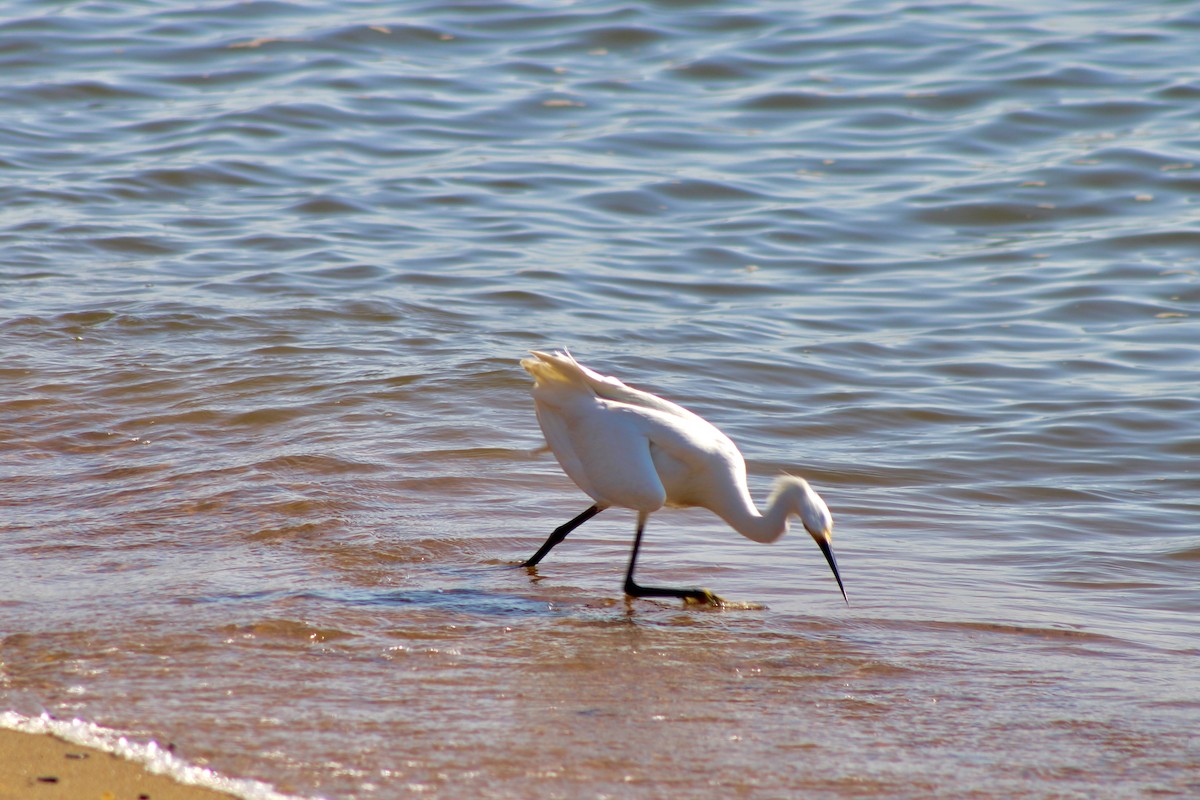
left=2, top=0, right=1199, bottom=797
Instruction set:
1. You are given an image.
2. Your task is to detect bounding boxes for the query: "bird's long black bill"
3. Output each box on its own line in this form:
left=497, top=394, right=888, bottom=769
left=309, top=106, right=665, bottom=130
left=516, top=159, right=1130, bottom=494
left=816, top=537, right=849, bottom=606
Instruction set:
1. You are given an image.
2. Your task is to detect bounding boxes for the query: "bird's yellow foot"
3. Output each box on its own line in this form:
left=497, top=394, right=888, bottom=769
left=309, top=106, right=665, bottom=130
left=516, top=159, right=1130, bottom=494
left=685, top=589, right=727, bottom=607
left=684, top=590, right=766, bottom=610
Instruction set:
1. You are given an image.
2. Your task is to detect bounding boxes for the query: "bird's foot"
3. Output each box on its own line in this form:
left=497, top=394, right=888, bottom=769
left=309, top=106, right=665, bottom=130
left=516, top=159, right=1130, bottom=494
left=685, top=589, right=768, bottom=610
left=625, top=580, right=760, bottom=609
left=683, top=588, right=727, bottom=607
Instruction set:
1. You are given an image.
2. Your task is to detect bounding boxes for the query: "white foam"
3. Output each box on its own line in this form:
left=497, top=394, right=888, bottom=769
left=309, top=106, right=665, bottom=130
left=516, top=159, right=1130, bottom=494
left=0, top=711, right=312, bottom=800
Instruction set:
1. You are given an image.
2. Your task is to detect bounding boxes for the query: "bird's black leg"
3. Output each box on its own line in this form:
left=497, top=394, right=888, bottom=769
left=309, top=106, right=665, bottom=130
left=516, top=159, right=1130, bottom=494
left=623, top=514, right=723, bottom=606
left=522, top=504, right=602, bottom=568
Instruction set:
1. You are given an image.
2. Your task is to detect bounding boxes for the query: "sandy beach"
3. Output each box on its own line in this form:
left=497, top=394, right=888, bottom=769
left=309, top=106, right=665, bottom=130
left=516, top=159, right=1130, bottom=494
left=0, top=729, right=237, bottom=800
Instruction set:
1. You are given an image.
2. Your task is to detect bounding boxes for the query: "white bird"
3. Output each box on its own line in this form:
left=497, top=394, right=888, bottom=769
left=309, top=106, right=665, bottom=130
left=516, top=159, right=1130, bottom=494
left=520, top=350, right=846, bottom=606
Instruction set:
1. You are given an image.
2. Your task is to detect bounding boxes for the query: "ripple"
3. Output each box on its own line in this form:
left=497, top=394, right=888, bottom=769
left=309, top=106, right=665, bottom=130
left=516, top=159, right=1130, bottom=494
left=10, top=79, right=159, bottom=105
left=579, top=188, right=665, bottom=216
left=650, top=178, right=766, bottom=203
left=87, top=235, right=183, bottom=255
left=738, top=90, right=849, bottom=113
left=289, top=195, right=370, bottom=215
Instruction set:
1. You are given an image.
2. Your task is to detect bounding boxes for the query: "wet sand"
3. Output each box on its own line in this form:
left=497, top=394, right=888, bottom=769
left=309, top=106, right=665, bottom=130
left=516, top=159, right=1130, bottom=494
left=0, top=729, right=236, bottom=800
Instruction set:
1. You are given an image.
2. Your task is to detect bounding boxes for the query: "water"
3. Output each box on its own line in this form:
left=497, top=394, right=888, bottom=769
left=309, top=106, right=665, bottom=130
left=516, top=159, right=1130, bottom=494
left=2, top=0, right=1199, bottom=797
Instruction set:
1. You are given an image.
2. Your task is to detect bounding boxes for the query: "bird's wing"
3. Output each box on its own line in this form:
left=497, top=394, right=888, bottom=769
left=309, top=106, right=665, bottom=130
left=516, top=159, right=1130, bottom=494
left=633, top=402, right=752, bottom=512
left=532, top=396, right=580, bottom=461
left=523, top=350, right=666, bottom=510
left=568, top=404, right=667, bottom=512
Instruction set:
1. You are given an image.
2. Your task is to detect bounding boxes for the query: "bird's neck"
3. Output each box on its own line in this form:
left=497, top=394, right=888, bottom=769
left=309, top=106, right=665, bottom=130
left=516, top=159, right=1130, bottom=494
left=715, top=488, right=793, bottom=544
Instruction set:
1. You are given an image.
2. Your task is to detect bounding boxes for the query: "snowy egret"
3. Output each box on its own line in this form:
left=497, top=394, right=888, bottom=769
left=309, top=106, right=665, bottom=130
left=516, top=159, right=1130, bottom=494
left=520, top=350, right=846, bottom=606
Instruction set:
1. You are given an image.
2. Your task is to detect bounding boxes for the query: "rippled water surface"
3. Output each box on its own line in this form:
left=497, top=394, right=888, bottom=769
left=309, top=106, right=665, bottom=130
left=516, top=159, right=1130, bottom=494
left=3, top=1, right=1199, bottom=797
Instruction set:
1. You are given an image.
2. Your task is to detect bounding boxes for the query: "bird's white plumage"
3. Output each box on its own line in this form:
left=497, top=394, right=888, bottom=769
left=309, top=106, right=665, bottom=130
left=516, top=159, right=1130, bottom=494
left=522, top=350, right=833, bottom=546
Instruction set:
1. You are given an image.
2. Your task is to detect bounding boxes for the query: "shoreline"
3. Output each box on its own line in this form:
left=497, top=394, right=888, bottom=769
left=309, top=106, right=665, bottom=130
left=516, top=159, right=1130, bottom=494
left=0, top=727, right=239, bottom=800
left=0, top=713, right=297, bottom=800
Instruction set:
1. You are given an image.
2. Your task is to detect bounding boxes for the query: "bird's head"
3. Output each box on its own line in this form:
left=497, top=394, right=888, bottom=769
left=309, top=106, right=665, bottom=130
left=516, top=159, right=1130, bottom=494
left=779, top=475, right=847, bottom=605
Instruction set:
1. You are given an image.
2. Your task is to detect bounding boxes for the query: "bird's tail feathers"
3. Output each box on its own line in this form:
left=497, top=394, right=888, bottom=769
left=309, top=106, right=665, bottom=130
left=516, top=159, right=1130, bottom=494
left=521, top=350, right=594, bottom=392
left=521, top=349, right=699, bottom=417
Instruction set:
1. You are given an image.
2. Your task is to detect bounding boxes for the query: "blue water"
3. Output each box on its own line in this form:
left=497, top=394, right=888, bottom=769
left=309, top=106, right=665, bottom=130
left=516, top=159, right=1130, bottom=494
left=3, top=1, right=1199, bottom=798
